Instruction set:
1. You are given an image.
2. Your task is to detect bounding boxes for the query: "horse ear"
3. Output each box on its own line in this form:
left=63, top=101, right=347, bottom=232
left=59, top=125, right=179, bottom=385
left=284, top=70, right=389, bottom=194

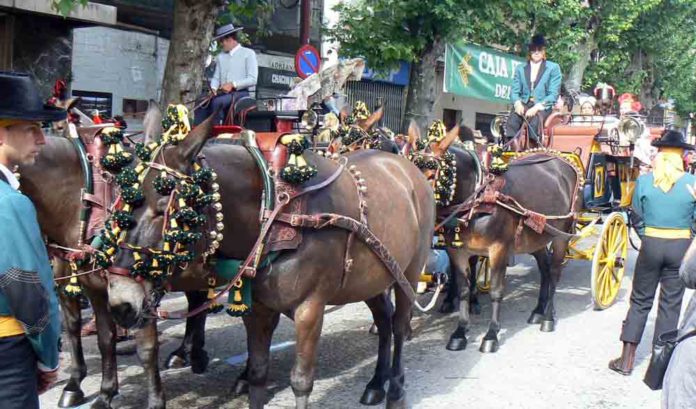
left=66, top=97, right=80, bottom=111
left=143, top=100, right=163, bottom=143
left=170, top=113, right=215, bottom=167
left=339, top=106, right=349, bottom=124
left=360, top=107, right=383, bottom=130
left=407, top=120, right=421, bottom=151
left=435, top=125, right=459, bottom=155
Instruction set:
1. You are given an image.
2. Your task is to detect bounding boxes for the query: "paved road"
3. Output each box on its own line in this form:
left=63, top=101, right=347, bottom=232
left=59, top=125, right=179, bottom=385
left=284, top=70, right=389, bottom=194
left=41, top=245, right=692, bottom=408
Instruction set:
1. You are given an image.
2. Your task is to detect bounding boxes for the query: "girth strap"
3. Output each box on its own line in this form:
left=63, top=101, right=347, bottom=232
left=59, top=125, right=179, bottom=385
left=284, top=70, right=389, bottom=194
left=274, top=212, right=417, bottom=303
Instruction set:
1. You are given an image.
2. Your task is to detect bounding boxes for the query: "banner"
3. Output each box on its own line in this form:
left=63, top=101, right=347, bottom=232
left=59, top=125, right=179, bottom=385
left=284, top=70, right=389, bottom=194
left=444, top=41, right=525, bottom=104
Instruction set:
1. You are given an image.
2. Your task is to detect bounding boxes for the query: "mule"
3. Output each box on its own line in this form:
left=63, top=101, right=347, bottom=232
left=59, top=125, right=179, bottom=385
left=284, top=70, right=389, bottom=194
left=408, top=123, right=581, bottom=353
left=105, top=114, right=435, bottom=408
left=19, top=124, right=210, bottom=409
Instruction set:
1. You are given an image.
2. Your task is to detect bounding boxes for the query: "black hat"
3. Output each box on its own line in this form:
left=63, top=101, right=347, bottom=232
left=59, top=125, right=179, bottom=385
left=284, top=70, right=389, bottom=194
left=0, top=72, right=66, bottom=122
left=529, top=34, right=547, bottom=50
left=213, top=23, right=243, bottom=41
left=652, top=129, right=695, bottom=150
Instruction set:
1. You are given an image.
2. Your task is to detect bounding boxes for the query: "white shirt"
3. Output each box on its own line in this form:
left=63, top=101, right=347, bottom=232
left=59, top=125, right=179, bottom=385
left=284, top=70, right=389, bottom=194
left=530, top=61, right=542, bottom=85
left=210, top=45, right=258, bottom=92
left=0, top=163, right=19, bottom=190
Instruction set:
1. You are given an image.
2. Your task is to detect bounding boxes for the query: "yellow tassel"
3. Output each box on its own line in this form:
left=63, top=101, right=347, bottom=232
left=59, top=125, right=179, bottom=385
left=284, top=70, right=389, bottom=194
left=436, top=228, right=446, bottom=247
left=233, top=290, right=242, bottom=302
left=452, top=227, right=463, bottom=248
left=152, top=259, right=159, bottom=268
left=296, top=155, right=307, bottom=167
left=163, top=242, right=171, bottom=252
left=64, top=272, right=82, bottom=296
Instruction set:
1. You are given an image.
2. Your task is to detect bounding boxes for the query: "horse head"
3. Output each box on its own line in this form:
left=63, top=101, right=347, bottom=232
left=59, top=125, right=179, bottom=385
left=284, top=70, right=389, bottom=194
left=106, top=106, right=216, bottom=328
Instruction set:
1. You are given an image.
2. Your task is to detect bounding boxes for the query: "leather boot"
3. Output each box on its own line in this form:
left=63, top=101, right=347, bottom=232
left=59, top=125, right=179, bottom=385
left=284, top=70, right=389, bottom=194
left=608, top=342, right=637, bottom=375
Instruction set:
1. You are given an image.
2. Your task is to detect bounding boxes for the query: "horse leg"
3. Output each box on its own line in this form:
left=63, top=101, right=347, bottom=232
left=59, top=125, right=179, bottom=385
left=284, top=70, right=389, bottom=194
left=540, top=238, right=569, bottom=332
left=446, top=249, right=472, bottom=351
left=360, top=292, right=394, bottom=405
left=480, top=246, right=508, bottom=353
left=387, top=283, right=416, bottom=409
left=528, top=248, right=551, bottom=325
left=165, top=290, right=209, bottom=373
left=290, top=300, right=325, bottom=409
left=369, top=288, right=392, bottom=335
left=57, top=289, right=88, bottom=408
left=468, top=256, right=482, bottom=315
left=135, top=319, right=165, bottom=409
left=440, top=249, right=464, bottom=314
left=87, top=289, right=119, bottom=409
left=243, top=302, right=280, bottom=409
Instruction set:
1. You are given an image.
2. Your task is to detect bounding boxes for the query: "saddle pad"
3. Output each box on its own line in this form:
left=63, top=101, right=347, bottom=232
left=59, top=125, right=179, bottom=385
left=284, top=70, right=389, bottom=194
left=265, top=181, right=306, bottom=254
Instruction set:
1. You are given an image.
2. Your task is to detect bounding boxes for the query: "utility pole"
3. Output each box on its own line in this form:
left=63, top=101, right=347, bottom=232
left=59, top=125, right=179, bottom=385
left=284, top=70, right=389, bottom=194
left=300, top=0, right=311, bottom=45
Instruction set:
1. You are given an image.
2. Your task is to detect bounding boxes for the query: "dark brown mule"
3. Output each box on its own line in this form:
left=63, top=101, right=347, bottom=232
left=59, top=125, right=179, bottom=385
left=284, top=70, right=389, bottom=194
left=19, top=128, right=209, bottom=409
left=106, top=116, right=435, bottom=408
left=408, top=124, right=580, bottom=353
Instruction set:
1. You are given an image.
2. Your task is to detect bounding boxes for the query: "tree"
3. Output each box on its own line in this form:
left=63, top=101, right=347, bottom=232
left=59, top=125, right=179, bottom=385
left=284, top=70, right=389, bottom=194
left=327, top=0, right=533, bottom=131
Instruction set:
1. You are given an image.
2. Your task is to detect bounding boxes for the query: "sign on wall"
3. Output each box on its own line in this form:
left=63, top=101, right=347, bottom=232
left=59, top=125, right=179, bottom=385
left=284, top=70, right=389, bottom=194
left=444, top=41, right=525, bottom=104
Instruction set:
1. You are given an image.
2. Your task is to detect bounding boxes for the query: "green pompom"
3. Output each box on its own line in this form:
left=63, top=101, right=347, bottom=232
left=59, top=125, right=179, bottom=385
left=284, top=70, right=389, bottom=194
left=112, top=210, right=136, bottom=229
left=116, top=168, right=139, bottom=188
left=121, top=186, right=144, bottom=205
left=153, top=173, right=176, bottom=196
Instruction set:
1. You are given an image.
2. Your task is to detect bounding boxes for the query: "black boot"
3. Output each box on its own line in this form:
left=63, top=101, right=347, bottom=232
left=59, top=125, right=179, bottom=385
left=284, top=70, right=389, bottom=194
left=608, top=342, right=637, bottom=375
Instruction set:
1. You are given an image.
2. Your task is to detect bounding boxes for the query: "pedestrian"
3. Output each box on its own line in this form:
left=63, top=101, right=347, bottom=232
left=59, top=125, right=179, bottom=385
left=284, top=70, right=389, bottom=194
left=194, top=23, right=258, bottom=125
left=505, top=34, right=562, bottom=144
left=609, top=130, right=696, bottom=376
left=662, top=242, right=696, bottom=408
left=0, top=71, right=64, bottom=407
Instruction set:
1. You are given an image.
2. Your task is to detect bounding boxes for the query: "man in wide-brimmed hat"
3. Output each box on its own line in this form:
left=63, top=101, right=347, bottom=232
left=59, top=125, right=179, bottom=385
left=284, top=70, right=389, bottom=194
left=609, top=130, right=695, bottom=376
left=505, top=34, right=563, bottom=144
left=0, top=72, right=64, bottom=407
left=194, top=23, right=258, bottom=125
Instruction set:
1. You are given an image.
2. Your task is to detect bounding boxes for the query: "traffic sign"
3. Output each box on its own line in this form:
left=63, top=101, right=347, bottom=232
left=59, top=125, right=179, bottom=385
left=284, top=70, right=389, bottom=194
left=295, top=45, right=321, bottom=79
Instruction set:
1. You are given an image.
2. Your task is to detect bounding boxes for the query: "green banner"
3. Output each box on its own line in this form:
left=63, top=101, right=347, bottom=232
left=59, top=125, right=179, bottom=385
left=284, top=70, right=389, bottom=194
left=444, top=41, right=526, bottom=104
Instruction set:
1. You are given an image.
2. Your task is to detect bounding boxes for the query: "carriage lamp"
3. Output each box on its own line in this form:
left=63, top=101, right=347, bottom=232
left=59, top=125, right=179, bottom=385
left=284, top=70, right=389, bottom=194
left=301, top=110, right=318, bottom=130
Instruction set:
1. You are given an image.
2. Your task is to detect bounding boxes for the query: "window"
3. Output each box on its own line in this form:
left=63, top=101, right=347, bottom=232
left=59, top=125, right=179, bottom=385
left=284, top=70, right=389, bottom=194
left=475, top=112, right=497, bottom=139
left=122, top=98, right=149, bottom=120
left=443, top=109, right=461, bottom=130
left=72, top=90, right=113, bottom=118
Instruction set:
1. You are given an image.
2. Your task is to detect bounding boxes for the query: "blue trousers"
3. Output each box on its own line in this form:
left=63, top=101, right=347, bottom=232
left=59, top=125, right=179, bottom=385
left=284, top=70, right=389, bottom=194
left=0, top=335, right=39, bottom=409
left=194, top=90, right=250, bottom=125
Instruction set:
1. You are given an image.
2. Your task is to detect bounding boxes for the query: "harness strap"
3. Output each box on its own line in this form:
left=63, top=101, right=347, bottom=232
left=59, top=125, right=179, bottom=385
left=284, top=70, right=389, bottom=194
left=274, top=212, right=417, bottom=303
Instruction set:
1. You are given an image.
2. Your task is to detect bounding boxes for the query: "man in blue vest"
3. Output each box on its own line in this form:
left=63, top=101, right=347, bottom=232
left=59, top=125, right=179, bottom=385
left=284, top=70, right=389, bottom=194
left=609, top=130, right=695, bottom=375
left=194, top=23, right=259, bottom=125
left=0, top=72, right=64, bottom=407
left=505, top=34, right=562, bottom=144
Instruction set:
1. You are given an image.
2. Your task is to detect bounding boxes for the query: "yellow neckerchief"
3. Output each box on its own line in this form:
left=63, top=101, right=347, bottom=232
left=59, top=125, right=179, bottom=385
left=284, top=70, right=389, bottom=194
left=653, top=147, right=685, bottom=193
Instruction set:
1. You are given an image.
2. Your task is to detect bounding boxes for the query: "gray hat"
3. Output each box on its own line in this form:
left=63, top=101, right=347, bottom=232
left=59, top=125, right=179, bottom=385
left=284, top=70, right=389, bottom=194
left=213, top=23, right=243, bottom=41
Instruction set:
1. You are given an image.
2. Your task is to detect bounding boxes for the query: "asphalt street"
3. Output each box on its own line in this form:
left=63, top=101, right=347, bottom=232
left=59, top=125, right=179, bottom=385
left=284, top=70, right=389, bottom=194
left=41, top=241, right=692, bottom=409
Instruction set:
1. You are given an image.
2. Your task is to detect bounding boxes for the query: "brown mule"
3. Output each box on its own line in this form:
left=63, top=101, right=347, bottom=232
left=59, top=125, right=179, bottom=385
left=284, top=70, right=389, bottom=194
left=105, top=114, right=435, bottom=408
left=408, top=123, right=581, bottom=353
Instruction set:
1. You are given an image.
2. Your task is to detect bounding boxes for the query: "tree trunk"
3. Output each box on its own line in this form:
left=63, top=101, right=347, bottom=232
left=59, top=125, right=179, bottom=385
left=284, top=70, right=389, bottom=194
left=401, top=39, right=444, bottom=133
left=160, top=0, right=223, bottom=107
left=563, top=31, right=596, bottom=94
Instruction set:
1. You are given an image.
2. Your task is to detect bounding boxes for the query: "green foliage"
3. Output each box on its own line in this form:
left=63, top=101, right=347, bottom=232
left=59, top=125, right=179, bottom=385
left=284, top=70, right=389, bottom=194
left=51, top=0, right=88, bottom=16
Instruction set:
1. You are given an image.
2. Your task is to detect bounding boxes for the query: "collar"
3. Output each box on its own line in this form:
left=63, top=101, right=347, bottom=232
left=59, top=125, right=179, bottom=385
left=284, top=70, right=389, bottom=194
left=0, top=163, right=20, bottom=190
left=228, top=44, right=241, bottom=57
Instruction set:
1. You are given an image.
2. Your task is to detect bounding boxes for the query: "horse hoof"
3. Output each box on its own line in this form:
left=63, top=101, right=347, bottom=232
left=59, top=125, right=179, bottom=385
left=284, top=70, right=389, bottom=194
left=479, top=338, right=499, bottom=353
left=368, top=323, right=379, bottom=335
left=165, top=353, right=189, bottom=369
left=386, top=395, right=407, bottom=409
left=191, top=351, right=209, bottom=374
left=90, top=398, right=112, bottom=409
left=360, top=388, right=386, bottom=405
left=232, top=378, right=250, bottom=397
left=446, top=337, right=467, bottom=351
left=527, top=313, right=544, bottom=325
left=58, top=388, right=86, bottom=408
left=540, top=320, right=556, bottom=332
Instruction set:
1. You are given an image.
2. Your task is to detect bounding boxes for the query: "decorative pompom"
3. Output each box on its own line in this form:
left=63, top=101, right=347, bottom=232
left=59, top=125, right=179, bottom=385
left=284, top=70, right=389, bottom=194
left=116, top=167, right=139, bottom=188
left=153, top=172, right=176, bottom=196
left=120, top=186, right=144, bottom=205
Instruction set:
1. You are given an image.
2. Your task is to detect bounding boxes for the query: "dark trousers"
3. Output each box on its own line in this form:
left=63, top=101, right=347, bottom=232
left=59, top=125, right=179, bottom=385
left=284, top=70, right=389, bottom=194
left=0, top=335, right=39, bottom=409
left=621, top=236, right=688, bottom=345
left=194, top=90, right=250, bottom=126
left=504, top=101, right=549, bottom=142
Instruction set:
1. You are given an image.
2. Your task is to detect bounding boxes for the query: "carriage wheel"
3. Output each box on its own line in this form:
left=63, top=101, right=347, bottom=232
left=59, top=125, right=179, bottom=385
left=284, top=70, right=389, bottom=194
left=591, top=212, right=628, bottom=310
left=476, top=257, right=491, bottom=293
